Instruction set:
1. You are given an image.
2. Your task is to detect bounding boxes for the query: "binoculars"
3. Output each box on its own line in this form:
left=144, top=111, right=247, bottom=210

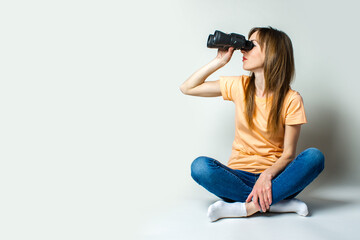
left=207, top=30, right=254, bottom=51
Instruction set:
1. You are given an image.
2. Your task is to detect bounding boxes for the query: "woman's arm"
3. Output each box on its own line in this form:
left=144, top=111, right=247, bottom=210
left=179, top=47, right=234, bottom=96
left=262, top=124, right=302, bottom=179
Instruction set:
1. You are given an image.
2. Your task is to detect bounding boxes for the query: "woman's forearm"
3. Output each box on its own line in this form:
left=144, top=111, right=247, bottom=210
left=180, top=59, right=224, bottom=92
left=262, top=155, right=294, bottom=179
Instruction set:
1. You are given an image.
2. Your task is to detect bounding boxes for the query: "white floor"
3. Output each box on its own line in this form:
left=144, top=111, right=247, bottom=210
left=137, top=183, right=360, bottom=240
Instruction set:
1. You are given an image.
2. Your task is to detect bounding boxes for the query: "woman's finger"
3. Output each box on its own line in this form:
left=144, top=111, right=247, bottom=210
left=267, top=189, right=272, bottom=206
left=259, top=193, right=266, bottom=212
left=256, top=192, right=264, bottom=212
left=253, top=194, right=260, bottom=211
left=246, top=192, right=253, bottom=202
left=262, top=191, right=269, bottom=211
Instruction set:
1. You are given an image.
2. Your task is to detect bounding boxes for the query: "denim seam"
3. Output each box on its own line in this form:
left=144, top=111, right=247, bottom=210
left=272, top=150, right=308, bottom=184
left=273, top=148, right=322, bottom=185
left=272, top=157, right=298, bottom=184
left=271, top=151, right=322, bottom=202
left=213, top=160, right=253, bottom=191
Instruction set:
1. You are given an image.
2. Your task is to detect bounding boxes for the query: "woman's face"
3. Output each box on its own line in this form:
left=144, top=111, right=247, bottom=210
left=241, top=31, right=266, bottom=72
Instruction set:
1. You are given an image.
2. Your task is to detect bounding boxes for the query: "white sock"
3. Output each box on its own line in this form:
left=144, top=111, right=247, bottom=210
left=207, top=200, right=247, bottom=222
left=269, top=198, right=308, bottom=216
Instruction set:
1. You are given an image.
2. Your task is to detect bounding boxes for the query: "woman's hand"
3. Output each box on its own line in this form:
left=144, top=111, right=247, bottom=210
left=245, top=172, right=273, bottom=212
left=214, top=46, right=235, bottom=66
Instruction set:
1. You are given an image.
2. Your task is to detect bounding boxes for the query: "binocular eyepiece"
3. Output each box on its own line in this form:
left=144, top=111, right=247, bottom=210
left=207, top=30, right=254, bottom=51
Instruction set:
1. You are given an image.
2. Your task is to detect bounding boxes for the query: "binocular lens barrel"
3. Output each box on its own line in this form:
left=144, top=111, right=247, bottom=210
left=207, top=30, right=254, bottom=51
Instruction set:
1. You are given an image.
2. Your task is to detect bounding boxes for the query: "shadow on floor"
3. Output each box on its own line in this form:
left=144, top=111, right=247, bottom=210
left=203, top=194, right=354, bottom=219
left=303, top=195, right=353, bottom=213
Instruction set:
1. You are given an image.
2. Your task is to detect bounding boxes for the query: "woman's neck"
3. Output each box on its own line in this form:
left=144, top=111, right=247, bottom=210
left=254, top=70, right=266, bottom=97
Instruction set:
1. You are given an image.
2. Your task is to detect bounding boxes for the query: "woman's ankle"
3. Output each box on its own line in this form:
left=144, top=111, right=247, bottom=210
left=245, top=201, right=260, bottom=216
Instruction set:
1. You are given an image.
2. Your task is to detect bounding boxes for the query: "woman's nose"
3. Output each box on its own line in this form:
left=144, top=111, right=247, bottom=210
left=240, top=49, right=246, bottom=54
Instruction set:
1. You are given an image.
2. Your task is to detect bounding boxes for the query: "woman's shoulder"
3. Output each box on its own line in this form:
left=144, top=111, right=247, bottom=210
left=287, top=88, right=303, bottom=98
left=242, top=75, right=250, bottom=84
left=284, top=88, right=304, bottom=105
left=219, top=75, right=249, bottom=88
left=219, top=75, right=247, bottom=81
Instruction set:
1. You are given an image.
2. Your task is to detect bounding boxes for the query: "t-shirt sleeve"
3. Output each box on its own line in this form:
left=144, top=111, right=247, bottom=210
left=219, top=76, right=240, bottom=102
left=285, top=93, right=308, bottom=125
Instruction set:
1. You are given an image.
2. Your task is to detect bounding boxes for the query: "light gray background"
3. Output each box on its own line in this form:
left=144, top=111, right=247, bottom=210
left=1, top=0, right=359, bottom=239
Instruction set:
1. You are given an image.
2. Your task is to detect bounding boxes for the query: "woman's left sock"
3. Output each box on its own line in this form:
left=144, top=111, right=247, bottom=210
left=269, top=198, right=309, bottom=216
left=207, top=200, right=247, bottom=222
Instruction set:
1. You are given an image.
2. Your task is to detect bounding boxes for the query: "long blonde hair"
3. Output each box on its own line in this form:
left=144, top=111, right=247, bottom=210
left=244, top=26, right=295, bottom=138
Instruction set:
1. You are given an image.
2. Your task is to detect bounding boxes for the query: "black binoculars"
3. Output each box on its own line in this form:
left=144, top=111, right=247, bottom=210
left=207, top=30, right=254, bottom=51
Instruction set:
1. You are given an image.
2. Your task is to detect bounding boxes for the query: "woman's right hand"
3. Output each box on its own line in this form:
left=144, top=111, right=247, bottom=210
left=214, top=46, right=235, bottom=66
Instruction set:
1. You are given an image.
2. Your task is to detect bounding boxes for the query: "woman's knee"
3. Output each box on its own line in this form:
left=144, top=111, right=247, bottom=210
left=304, top=147, right=325, bottom=173
left=190, top=156, right=214, bottom=183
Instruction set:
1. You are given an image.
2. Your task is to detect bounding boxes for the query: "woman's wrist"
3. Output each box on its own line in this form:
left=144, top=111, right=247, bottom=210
left=210, top=58, right=227, bottom=69
left=261, top=170, right=275, bottom=180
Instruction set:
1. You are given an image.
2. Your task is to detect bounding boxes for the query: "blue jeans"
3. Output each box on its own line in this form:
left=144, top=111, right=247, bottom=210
left=191, top=147, right=325, bottom=207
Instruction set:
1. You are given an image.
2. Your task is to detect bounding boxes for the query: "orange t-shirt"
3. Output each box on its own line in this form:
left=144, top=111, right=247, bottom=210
left=219, top=75, right=308, bottom=173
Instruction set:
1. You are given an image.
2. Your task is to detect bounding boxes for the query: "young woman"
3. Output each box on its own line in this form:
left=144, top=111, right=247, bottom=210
left=180, top=26, right=325, bottom=222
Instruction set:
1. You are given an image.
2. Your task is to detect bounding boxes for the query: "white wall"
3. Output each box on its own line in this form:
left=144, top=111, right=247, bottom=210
left=1, top=0, right=359, bottom=239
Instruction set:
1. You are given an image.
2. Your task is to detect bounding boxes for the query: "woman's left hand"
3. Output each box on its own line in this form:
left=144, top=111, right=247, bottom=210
left=245, top=172, right=273, bottom=212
